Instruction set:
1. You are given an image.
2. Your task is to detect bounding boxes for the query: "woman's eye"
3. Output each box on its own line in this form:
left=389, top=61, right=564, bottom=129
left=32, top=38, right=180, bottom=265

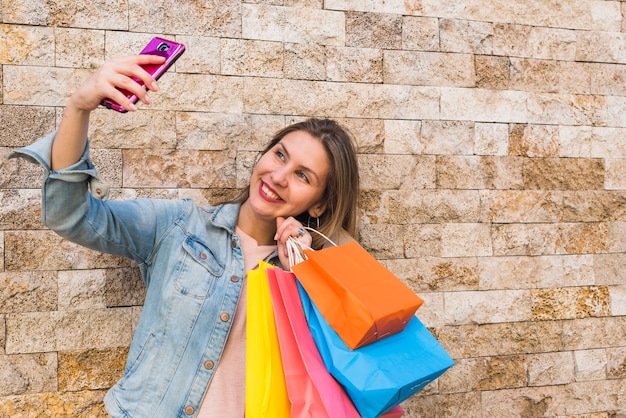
left=275, top=150, right=285, bottom=160
left=297, top=171, right=309, bottom=182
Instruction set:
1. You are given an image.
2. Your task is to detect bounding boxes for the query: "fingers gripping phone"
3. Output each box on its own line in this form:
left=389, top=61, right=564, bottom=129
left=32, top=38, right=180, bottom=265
left=101, top=37, right=185, bottom=113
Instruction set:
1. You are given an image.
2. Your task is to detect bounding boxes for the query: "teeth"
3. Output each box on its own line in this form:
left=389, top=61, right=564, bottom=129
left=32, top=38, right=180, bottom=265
left=262, top=183, right=281, bottom=200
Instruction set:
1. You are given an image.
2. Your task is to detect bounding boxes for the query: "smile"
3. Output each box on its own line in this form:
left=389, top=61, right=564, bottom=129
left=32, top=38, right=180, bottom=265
left=260, top=181, right=283, bottom=202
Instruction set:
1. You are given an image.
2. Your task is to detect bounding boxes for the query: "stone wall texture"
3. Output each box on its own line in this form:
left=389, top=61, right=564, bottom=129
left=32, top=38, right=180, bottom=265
left=2, top=0, right=626, bottom=417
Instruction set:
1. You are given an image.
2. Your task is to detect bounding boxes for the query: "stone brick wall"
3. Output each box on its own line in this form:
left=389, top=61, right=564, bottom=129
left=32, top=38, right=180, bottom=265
left=2, top=0, right=626, bottom=416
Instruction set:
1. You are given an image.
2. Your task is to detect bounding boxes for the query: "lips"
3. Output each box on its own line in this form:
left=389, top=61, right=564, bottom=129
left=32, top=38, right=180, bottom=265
left=259, top=181, right=283, bottom=202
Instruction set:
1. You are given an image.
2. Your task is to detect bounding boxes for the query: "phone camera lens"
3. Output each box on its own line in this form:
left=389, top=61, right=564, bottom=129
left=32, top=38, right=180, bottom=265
left=157, top=43, right=170, bottom=52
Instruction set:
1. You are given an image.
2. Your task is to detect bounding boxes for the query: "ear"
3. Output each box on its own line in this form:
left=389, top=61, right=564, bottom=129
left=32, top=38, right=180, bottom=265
left=308, top=203, right=325, bottom=219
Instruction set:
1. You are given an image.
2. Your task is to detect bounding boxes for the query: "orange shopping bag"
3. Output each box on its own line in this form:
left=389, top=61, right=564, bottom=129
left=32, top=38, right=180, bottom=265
left=289, top=230, right=423, bottom=350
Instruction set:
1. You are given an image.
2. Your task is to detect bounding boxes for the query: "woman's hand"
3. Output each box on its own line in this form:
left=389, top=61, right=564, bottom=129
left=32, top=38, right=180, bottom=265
left=68, top=54, right=166, bottom=113
left=275, top=216, right=312, bottom=269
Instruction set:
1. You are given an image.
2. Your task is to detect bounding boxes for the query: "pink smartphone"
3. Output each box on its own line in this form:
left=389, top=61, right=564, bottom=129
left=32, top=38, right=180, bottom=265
left=101, top=37, right=185, bottom=113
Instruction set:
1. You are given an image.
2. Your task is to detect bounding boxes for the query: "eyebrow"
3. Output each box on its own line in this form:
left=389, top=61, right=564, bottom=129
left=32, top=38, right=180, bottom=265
left=279, top=141, right=322, bottom=184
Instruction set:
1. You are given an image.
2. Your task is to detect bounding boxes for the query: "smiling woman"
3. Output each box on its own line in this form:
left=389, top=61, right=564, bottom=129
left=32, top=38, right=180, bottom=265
left=9, top=53, right=361, bottom=418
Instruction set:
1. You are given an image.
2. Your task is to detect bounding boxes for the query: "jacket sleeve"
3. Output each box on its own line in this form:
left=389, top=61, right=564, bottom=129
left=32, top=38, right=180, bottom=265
left=9, top=131, right=186, bottom=265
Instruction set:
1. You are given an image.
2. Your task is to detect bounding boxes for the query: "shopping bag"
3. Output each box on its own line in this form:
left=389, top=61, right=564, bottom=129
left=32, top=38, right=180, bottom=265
left=289, top=234, right=424, bottom=349
left=298, top=281, right=454, bottom=418
left=245, top=261, right=291, bottom=418
left=266, top=266, right=361, bottom=418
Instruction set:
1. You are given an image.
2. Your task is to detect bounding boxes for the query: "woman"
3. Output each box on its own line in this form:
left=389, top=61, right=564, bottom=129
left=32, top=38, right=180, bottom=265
left=11, top=54, right=360, bottom=417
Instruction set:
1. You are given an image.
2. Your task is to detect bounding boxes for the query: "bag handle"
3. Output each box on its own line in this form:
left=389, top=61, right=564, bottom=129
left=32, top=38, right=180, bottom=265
left=286, top=226, right=337, bottom=270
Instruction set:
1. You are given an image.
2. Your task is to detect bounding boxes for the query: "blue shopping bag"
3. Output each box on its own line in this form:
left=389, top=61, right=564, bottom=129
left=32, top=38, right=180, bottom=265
left=298, top=282, right=454, bottom=418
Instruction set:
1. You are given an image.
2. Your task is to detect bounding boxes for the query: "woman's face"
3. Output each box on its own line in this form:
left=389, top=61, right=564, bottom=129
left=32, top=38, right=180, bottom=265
left=247, top=130, right=330, bottom=221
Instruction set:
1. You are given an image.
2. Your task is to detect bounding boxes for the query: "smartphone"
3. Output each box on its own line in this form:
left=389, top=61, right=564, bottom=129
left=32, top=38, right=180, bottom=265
left=101, top=37, right=186, bottom=113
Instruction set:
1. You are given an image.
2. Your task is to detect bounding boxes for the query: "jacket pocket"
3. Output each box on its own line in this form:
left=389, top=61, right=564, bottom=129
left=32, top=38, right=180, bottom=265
left=173, top=236, right=224, bottom=300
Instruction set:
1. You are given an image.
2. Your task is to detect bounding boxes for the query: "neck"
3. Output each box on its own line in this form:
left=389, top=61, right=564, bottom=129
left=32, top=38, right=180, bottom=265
left=237, top=201, right=276, bottom=246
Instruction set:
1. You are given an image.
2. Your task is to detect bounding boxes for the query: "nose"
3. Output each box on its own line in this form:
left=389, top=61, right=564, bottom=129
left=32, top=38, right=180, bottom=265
left=271, top=166, right=289, bottom=187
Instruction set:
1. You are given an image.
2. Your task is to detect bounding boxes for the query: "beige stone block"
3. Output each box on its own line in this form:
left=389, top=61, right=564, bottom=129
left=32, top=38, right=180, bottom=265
left=385, top=256, right=479, bottom=293
left=3, top=65, right=89, bottom=106
left=383, top=119, right=422, bottom=154
left=5, top=312, right=56, bottom=354
left=402, top=16, right=439, bottom=51
left=510, top=123, right=560, bottom=157
left=482, top=380, right=626, bottom=417
left=607, top=347, right=626, bottom=379
left=375, top=84, right=441, bottom=120
left=478, top=254, right=594, bottom=290
left=0, top=189, right=43, bottom=230
left=5, top=230, right=131, bottom=272
left=88, top=109, right=177, bottom=150
left=439, top=355, right=526, bottom=393
left=334, top=117, right=384, bottom=153
left=523, top=157, right=604, bottom=190
left=54, top=308, right=133, bottom=351
left=0, top=353, right=57, bottom=396
left=440, top=18, right=493, bottom=54
left=242, top=4, right=345, bottom=45
left=359, top=154, right=434, bottom=190
left=121, top=149, right=237, bottom=188
left=0, top=105, right=56, bottom=148
left=444, top=289, right=530, bottom=324
left=411, top=292, right=444, bottom=327
left=474, top=122, right=509, bottom=156
left=3, top=0, right=128, bottom=30
left=510, top=58, right=561, bottom=93
left=558, top=126, right=626, bottom=159
left=128, top=0, right=240, bottom=37
left=437, top=155, right=523, bottom=190
left=480, top=190, right=562, bottom=223
left=526, top=92, right=608, bottom=126
left=0, top=271, right=56, bottom=314
left=221, top=39, right=284, bottom=78
left=55, top=28, right=105, bottom=69
left=493, top=24, right=577, bottom=61
left=243, top=77, right=376, bottom=118
left=0, top=232, right=4, bottom=272
left=174, top=36, right=220, bottom=74
left=105, top=267, right=145, bottom=308
left=441, top=223, right=492, bottom=257
left=559, top=61, right=592, bottom=95
left=527, top=351, right=575, bottom=386
left=532, top=286, right=610, bottom=321
left=594, top=254, right=626, bottom=286
left=0, top=24, right=54, bottom=66
left=176, top=112, right=246, bottom=151
left=562, top=191, right=626, bottom=222
left=577, top=31, right=626, bottom=64
left=475, top=55, right=510, bottom=90
left=345, top=11, right=402, bottom=49
left=575, top=349, right=607, bottom=381
left=383, top=51, right=475, bottom=87
left=404, top=391, right=482, bottom=418
left=438, top=320, right=564, bottom=359
left=0, top=389, right=108, bottom=418
left=421, top=120, right=474, bottom=155
left=386, top=189, right=481, bottom=224
left=610, top=285, right=626, bottom=316
left=402, top=225, right=443, bottom=258
left=58, top=347, right=128, bottom=391
left=326, top=46, right=382, bottom=83
left=58, top=270, right=106, bottom=311
left=357, top=223, right=407, bottom=259
left=563, top=317, right=626, bottom=350
left=608, top=222, right=626, bottom=253
left=605, top=159, right=626, bottom=190
left=441, top=87, right=529, bottom=124
left=284, top=42, right=326, bottom=81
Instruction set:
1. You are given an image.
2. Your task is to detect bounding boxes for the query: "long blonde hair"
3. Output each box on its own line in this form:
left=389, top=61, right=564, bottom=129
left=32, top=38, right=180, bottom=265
left=233, top=118, right=360, bottom=249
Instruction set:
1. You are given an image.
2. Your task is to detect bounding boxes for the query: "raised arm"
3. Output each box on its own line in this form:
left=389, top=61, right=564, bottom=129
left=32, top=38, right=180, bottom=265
left=51, top=54, right=166, bottom=170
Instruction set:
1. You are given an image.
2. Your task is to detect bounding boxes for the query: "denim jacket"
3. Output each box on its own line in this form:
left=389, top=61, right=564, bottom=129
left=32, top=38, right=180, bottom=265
left=10, top=132, right=280, bottom=417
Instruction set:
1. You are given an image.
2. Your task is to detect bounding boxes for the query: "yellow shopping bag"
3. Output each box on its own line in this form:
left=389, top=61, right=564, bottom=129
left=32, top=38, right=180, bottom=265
left=245, top=260, right=291, bottom=417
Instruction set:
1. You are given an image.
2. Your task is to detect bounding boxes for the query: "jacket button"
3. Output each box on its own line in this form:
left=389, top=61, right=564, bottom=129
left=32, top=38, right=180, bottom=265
left=184, top=405, right=195, bottom=415
left=200, top=252, right=207, bottom=259
left=231, top=239, right=237, bottom=248
left=220, top=312, right=230, bottom=322
left=204, top=360, right=215, bottom=370
left=230, top=275, right=240, bottom=282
